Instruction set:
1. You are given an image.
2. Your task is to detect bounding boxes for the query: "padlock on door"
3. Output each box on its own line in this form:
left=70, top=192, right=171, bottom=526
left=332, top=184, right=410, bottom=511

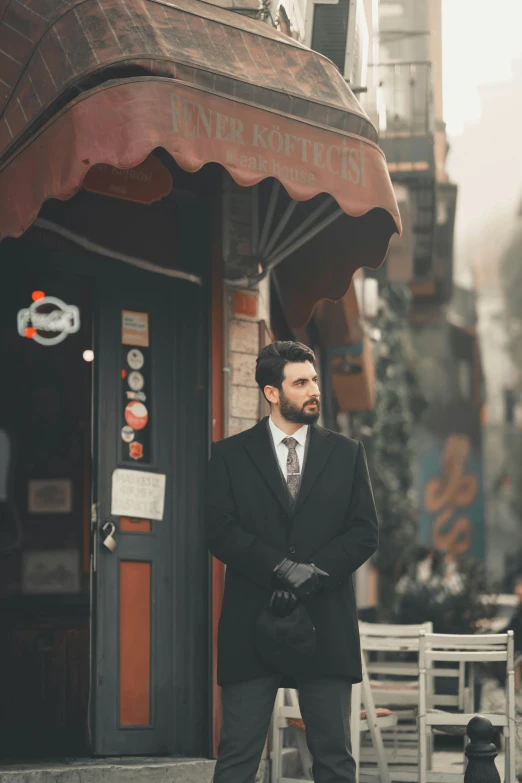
left=101, top=520, right=117, bottom=552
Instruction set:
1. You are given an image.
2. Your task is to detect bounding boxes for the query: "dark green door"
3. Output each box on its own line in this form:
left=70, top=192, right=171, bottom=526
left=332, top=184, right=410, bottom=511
left=92, top=267, right=177, bottom=755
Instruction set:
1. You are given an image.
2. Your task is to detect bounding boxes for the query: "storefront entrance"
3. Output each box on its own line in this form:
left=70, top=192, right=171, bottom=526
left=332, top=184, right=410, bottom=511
left=0, top=241, right=210, bottom=759
left=0, top=256, right=92, bottom=757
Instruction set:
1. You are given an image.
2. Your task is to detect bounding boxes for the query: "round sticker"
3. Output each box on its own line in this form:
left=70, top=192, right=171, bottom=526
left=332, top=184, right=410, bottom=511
left=129, top=442, right=143, bottom=460
left=121, top=425, right=135, bottom=443
left=128, top=371, right=144, bottom=392
left=126, top=391, right=146, bottom=402
left=127, top=349, right=144, bottom=370
left=125, top=401, right=148, bottom=430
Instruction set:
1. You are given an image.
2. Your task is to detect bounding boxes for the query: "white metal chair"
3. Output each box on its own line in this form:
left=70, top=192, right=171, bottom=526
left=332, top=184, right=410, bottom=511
left=358, top=621, right=433, bottom=770
left=418, top=630, right=516, bottom=783
left=270, top=654, right=396, bottom=783
left=359, top=621, right=433, bottom=702
left=353, top=654, right=398, bottom=783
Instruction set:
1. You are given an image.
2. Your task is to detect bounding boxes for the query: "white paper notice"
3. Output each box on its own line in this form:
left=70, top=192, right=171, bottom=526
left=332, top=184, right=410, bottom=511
left=111, top=469, right=166, bottom=521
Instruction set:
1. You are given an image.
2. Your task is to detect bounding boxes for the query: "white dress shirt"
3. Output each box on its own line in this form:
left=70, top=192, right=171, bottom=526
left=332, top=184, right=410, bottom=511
left=268, top=417, right=308, bottom=479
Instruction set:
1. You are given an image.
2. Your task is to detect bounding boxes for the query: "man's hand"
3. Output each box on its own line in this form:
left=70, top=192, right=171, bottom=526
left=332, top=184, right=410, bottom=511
left=273, top=559, right=329, bottom=601
left=269, top=589, right=298, bottom=617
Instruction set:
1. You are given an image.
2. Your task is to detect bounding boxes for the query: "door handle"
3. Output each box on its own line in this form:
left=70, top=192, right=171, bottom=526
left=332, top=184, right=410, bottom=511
left=101, top=520, right=117, bottom=552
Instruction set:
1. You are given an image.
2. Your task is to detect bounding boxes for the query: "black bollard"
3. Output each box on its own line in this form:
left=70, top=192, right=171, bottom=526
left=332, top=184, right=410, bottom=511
left=464, top=716, right=501, bottom=783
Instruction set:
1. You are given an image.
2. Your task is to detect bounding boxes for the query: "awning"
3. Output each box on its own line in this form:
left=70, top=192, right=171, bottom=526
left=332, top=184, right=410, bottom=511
left=331, top=335, right=376, bottom=413
left=313, top=278, right=375, bottom=412
left=0, top=0, right=400, bottom=319
left=384, top=184, right=416, bottom=283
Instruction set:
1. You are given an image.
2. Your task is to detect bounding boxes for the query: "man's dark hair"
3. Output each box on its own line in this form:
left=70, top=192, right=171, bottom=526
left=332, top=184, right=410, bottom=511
left=255, top=341, right=316, bottom=397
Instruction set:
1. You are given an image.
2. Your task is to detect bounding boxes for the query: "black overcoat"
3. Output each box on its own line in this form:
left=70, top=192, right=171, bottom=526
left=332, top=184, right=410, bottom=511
left=205, top=418, right=378, bottom=686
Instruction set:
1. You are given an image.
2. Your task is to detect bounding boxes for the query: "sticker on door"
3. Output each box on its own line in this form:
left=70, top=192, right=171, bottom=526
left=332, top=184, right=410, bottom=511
left=124, top=401, right=148, bottom=430
left=127, top=348, right=144, bottom=370
left=128, top=371, right=144, bottom=391
left=122, top=312, right=149, bottom=347
left=121, top=425, right=135, bottom=443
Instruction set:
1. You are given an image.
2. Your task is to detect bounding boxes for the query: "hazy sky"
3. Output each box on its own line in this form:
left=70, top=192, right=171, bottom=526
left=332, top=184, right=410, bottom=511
left=441, top=0, right=522, bottom=287
left=442, top=0, right=522, bottom=136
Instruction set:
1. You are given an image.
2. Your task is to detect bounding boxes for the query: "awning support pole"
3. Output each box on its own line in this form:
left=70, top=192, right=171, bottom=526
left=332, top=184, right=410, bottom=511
left=265, top=207, right=344, bottom=272
left=34, top=218, right=203, bottom=285
left=263, top=199, right=297, bottom=259
left=265, top=196, right=334, bottom=262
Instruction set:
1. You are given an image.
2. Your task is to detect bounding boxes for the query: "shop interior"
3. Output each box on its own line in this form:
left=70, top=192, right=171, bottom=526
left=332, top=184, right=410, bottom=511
left=0, top=254, right=93, bottom=757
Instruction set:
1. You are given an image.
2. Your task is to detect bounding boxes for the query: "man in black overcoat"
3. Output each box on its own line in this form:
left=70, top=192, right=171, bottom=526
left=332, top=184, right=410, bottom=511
left=206, top=341, right=379, bottom=783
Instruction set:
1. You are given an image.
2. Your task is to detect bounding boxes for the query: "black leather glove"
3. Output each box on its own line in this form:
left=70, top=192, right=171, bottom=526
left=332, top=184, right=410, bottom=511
left=269, top=588, right=298, bottom=617
left=273, top=559, right=329, bottom=601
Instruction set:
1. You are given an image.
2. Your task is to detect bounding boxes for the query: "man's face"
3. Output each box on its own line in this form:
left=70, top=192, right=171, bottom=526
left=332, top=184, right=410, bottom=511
left=271, top=360, right=321, bottom=425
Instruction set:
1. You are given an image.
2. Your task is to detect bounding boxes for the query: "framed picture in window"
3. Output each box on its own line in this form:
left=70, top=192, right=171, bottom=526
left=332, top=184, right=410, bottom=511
left=28, top=479, right=73, bottom=514
left=22, top=549, right=80, bottom=594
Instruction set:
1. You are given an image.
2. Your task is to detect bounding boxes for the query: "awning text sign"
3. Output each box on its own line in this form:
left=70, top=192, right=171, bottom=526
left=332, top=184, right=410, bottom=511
left=0, top=79, right=400, bottom=241
left=167, top=86, right=375, bottom=207
left=83, top=155, right=172, bottom=204
left=111, top=469, right=166, bottom=521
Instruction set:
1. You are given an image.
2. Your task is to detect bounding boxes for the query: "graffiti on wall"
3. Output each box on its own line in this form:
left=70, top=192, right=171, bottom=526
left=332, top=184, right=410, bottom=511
left=419, top=432, right=485, bottom=558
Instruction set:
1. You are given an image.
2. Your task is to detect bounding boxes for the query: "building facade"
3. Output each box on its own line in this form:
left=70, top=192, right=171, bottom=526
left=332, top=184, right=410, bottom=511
left=373, top=0, right=484, bottom=565
left=0, top=0, right=399, bottom=766
left=449, top=62, right=522, bottom=584
left=273, top=0, right=478, bottom=593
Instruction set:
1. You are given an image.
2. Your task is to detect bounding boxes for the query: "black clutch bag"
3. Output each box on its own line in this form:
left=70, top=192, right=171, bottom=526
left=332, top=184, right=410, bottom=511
left=255, top=601, right=316, bottom=676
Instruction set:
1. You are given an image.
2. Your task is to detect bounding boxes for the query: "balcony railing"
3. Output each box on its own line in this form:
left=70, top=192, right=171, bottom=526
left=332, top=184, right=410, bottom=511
left=373, top=61, right=433, bottom=137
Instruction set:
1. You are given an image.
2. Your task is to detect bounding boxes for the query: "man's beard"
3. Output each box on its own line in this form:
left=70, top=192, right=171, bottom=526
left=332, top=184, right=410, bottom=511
left=279, top=389, right=321, bottom=424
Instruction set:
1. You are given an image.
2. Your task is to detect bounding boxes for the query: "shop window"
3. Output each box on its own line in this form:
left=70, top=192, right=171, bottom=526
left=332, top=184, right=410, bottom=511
left=0, top=257, right=92, bottom=757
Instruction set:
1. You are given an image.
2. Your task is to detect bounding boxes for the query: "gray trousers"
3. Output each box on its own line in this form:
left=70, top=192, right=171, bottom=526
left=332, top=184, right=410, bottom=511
left=213, top=675, right=356, bottom=783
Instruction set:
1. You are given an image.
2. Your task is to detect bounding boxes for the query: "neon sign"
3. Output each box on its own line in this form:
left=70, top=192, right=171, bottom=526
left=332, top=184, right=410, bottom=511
left=17, top=295, right=80, bottom=346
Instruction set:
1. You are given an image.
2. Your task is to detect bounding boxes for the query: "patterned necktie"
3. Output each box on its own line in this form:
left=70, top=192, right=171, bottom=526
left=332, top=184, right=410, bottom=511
left=282, top=437, right=300, bottom=499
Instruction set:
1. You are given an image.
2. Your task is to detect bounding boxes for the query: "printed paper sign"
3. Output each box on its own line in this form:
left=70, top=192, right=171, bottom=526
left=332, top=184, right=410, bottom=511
left=111, top=469, right=166, bottom=521
left=122, top=311, right=149, bottom=347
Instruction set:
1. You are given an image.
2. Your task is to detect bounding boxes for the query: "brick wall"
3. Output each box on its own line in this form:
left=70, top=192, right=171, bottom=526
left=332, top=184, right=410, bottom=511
left=226, top=278, right=270, bottom=437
